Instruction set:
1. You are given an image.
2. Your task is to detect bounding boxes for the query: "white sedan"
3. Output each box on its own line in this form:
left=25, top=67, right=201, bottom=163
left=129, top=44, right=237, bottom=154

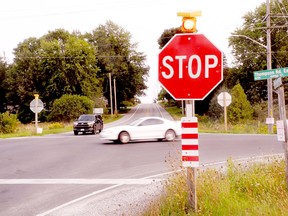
left=100, top=116, right=181, bottom=144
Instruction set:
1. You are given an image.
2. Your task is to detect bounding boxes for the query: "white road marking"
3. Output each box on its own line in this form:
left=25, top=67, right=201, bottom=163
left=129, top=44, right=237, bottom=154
left=34, top=171, right=175, bottom=216
left=0, top=178, right=163, bottom=185
left=36, top=184, right=121, bottom=216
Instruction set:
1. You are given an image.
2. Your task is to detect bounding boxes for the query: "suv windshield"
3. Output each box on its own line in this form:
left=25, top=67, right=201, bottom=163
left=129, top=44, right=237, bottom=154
left=78, top=115, right=94, bottom=121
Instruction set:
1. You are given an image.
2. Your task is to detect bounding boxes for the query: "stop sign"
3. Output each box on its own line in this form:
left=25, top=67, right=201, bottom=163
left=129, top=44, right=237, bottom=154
left=158, top=33, right=223, bottom=100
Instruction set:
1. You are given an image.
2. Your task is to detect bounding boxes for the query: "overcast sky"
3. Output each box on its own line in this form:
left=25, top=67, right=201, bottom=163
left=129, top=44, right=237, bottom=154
left=1, top=0, right=266, bottom=102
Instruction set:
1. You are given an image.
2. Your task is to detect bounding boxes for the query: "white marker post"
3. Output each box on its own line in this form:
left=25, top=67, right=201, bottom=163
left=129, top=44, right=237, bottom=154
left=217, top=92, right=232, bottom=131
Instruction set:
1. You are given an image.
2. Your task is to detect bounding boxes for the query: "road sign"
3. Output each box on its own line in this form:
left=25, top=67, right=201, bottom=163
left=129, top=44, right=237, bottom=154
left=158, top=33, right=223, bottom=100
left=253, top=67, right=288, bottom=81
left=217, top=92, right=232, bottom=107
left=181, top=117, right=199, bottom=167
left=273, top=77, right=282, bottom=89
left=30, top=99, right=44, bottom=113
left=93, top=108, right=103, bottom=114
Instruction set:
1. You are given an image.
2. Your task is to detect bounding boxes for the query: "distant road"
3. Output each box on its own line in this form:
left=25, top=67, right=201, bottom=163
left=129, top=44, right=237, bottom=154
left=0, top=103, right=283, bottom=216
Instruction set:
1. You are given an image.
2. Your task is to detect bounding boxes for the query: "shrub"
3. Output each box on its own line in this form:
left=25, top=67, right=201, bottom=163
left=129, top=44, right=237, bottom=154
left=228, top=84, right=254, bottom=123
left=48, top=122, right=64, bottom=129
left=0, top=112, right=20, bottom=134
left=120, top=100, right=133, bottom=108
left=48, top=94, right=94, bottom=122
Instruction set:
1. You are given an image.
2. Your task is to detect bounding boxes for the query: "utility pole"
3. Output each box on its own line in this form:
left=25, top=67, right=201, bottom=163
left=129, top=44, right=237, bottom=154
left=266, top=0, right=274, bottom=133
left=109, top=73, right=113, bottom=116
left=114, top=78, right=117, bottom=115
left=231, top=0, right=274, bottom=133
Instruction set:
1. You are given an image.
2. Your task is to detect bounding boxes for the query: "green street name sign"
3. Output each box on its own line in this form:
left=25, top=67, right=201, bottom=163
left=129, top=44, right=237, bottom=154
left=254, top=67, right=288, bottom=81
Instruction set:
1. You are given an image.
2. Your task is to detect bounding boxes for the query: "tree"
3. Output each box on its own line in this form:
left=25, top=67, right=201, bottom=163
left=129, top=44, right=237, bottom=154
left=0, top=57, right=8, bottom=113
left=228, top=0, right=288, bottom=104
left=5, top=29, right=101, bottom=123
left=85, top=21, right=149, bottom=110
left=228, top=83, right=253, bottom=123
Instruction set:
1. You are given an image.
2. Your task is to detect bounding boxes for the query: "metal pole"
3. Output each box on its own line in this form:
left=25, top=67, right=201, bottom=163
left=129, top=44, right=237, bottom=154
left=35, top=97, right=38, bottom=133
left=267, top=0, right=274, bottom=133
left=186, top=100, right=197, bottom=212
left=109, top=73, right=113, bottom=116
left=114, top=78, right=117, bottom=115
left=277, top=85, right=288, bottom=187
left=224, top=93, right=227, bottom=132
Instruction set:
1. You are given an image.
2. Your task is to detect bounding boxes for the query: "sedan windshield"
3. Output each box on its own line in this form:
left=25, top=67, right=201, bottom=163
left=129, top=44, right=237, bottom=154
left=129, top=119, right=143, bottom=126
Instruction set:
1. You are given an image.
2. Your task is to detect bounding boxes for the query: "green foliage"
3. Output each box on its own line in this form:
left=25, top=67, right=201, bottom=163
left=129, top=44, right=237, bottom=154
left=228, top=84, right=254, bottom=123
left=48, top=94, right=94, bottom=122
left=157, top=27, right=181, bottom=49
left=0, top=57, right=8, bottom=113
left=0, top=112, right=20, bottom=134
left=5, top=29, right=101, bottom=121
left=228, top=0, right=288, bottom=103
left=85, top=20, right=149, bottom=108
left=2, top=22, right=150, bottom=123
left=120, top=100, right=133, bottom=108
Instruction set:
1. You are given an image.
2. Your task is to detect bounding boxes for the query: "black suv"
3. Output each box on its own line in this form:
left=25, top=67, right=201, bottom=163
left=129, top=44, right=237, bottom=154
left=73, top=114, right=103, bottom=135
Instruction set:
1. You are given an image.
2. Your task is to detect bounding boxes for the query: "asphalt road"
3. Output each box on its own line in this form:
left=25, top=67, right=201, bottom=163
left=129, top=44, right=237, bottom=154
left=0, top=103, right=284, bottom=216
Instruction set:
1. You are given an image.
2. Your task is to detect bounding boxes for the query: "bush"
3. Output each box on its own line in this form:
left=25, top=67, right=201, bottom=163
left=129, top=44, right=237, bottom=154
left=48, top=94, right=94, bottom=122
left=0, top=112, right=20, bottom=134
left=120, top=100, right=133, bottom=108
left=48, top=122, right=64, bottom=129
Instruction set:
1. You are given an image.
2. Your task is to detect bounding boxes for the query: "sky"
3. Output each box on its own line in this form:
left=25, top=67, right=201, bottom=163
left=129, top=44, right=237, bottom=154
left=0, top=0, right=266, bottom=103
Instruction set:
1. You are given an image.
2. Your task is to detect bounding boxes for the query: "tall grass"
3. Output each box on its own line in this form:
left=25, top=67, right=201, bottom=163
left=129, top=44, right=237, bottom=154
left=144, top=157, right=288, bottom=215
left=164, top=105, right=274, bottom=134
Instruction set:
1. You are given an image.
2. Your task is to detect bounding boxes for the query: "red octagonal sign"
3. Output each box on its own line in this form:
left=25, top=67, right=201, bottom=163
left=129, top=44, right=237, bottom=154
left=158, top=33, right=223, bottom=100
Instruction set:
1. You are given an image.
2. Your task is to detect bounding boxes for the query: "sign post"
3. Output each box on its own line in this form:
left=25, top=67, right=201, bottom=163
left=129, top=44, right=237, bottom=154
left=30, top=94, right=44, bottom=134
left=274, top=78, right=288, bottom=187
left=217, top=92, right=232, bottom=131
left=158, top=33, right=223, bottom=211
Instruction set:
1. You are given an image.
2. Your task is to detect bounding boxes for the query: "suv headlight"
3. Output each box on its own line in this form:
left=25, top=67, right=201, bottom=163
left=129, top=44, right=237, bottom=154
left=88, top=122, right=94, bottom=127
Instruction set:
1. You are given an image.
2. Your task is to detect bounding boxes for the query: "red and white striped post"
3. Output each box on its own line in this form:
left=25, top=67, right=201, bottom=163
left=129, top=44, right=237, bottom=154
left=181, top=117, right=199, bottom=167
left=181, top=100, right=198, bottom=211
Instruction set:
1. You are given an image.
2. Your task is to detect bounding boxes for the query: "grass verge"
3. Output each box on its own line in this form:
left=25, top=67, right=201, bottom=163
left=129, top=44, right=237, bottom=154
left=144, top=157, right=288, bottom=215
left=164, top=105, right=274, bottom=134
left=0, top=114, right=123, bottom=138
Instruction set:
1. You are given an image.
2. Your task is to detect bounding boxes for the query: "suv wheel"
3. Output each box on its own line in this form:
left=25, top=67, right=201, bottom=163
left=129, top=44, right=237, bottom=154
left=92, top=126, right=97, bottom=134
left=74, top=131, right=78, bottom=135
left=99, top=124, right=103, bottom=133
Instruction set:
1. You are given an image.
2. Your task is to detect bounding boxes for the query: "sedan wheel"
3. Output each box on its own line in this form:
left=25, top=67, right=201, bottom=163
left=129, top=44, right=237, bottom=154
left=119, top=131, right=130, bottom=144
left=165, top=129, right=176, bottom=141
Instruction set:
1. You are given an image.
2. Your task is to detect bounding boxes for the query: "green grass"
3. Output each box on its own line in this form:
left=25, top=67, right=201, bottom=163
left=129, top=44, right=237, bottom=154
left=0, top=114, right=123, bottom=138
left=144, top=158, right=288, bottom=215
left=164, top=105, right=274, bottom=134
left=141, top=105, right=283, bottom=215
